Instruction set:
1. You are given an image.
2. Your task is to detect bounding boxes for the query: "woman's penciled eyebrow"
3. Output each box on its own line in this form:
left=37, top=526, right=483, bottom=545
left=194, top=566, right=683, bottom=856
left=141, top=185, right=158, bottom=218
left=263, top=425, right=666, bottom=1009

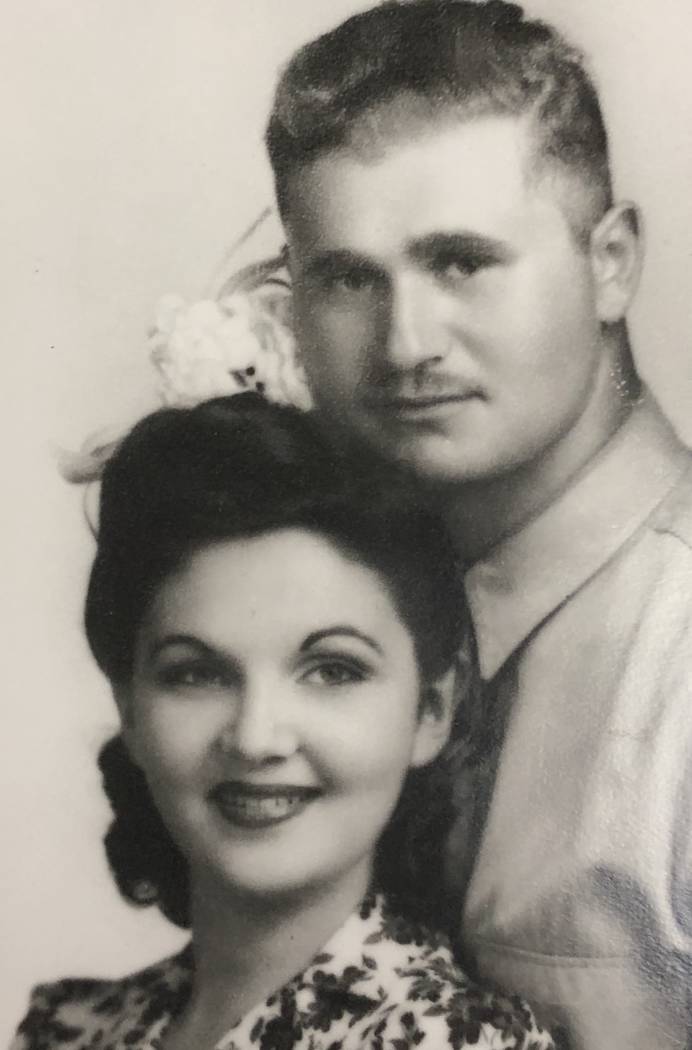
left=147, top=634, right=217, bottom=660
left=300, top=626, right=384, bottom=656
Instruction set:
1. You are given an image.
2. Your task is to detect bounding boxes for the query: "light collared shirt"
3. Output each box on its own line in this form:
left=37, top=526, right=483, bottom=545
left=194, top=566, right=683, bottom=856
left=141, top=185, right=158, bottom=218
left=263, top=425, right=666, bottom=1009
left=448, top=393, right=692, bottom=1049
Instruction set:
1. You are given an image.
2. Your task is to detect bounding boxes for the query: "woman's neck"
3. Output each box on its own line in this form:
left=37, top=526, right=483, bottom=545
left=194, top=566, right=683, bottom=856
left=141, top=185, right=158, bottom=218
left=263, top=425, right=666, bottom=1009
left=165, top=864, right=370, bottom=1050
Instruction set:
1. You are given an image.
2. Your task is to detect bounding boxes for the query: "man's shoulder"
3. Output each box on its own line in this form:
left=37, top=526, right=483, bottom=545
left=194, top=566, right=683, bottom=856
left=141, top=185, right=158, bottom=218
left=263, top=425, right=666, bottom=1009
left=611, top=458, right=692, bottom=650
left=648, top=460, right=692, bottom=551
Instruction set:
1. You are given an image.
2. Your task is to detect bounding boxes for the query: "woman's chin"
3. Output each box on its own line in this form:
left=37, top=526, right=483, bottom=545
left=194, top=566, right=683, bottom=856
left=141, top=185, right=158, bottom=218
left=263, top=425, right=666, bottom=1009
left=189, top=853, right=373, bottom=917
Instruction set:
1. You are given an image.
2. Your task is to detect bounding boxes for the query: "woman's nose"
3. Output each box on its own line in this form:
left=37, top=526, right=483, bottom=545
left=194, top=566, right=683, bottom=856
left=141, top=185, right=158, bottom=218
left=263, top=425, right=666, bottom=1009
left=216, top=682, right=297, bottom=764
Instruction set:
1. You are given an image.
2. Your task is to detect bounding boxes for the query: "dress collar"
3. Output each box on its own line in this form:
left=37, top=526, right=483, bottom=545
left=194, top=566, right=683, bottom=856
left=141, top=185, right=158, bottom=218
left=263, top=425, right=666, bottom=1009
left=139, top=895, right=442, bottom=1050
left=295, top=892, right=446, bottom=990
left=464, top=393, right=690, bottom=681
left=213, top=894, right=445, bottom=1048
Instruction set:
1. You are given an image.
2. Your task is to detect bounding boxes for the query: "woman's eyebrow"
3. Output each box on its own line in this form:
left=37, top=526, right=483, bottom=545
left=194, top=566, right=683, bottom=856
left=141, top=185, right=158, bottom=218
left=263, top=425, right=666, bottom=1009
left=300, top=626, right=384, bottom=656
left=148, top=634, right=216, bottom=659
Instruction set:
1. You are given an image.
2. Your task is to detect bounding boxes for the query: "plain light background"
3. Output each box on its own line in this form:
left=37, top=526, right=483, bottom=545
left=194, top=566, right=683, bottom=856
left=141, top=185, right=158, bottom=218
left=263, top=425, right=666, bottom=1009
left=2, top=0, right=691, bottom=1041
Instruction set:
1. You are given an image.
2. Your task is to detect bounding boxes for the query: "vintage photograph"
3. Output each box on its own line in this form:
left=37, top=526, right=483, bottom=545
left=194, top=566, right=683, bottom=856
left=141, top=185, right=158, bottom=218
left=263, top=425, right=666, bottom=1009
left=4, top=2, right=692, bottom=1047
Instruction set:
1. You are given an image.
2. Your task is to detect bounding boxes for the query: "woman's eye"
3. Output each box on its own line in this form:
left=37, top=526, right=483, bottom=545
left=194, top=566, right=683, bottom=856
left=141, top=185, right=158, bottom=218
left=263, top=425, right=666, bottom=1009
left=157, top=663, right=226, bottom=690
left=301, top=660, right=369, bottom=688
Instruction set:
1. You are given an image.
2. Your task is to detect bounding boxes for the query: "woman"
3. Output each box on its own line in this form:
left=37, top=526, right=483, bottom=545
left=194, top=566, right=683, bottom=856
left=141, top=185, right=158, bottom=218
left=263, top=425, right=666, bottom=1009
left=12, top=394, right=553, bottom=1050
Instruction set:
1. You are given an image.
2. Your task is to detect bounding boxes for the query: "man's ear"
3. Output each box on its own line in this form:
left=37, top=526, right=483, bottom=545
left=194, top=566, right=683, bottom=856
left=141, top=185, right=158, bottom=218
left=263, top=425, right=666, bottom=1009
left=410, top=668, right=456, bottom=769
left=590, top=201, right=643, bottom=324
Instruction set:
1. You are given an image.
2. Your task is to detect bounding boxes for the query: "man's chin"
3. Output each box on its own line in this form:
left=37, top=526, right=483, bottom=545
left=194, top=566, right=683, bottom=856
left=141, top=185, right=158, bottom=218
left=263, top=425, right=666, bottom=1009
left=313, top=402, right=503, bottom=484
left=357, top=423, right=495, bottom=487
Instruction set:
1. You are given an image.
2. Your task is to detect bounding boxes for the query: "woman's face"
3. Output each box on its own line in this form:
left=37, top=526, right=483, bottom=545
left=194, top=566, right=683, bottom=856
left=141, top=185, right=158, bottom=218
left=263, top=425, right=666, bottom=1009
left=118, top=528, right=449, bottom=909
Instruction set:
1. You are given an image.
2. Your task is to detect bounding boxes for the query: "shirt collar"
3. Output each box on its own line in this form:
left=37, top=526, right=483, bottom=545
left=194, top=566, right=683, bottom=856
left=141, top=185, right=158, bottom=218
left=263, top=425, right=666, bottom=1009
left=465, top=392, right=690, bottom=681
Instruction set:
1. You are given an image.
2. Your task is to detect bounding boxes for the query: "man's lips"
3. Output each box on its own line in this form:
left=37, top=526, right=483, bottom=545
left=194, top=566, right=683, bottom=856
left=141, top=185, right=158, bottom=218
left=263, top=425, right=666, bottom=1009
left=208, top=782, right=321, bottom=829
left=361, top=391, right=481, bottom=412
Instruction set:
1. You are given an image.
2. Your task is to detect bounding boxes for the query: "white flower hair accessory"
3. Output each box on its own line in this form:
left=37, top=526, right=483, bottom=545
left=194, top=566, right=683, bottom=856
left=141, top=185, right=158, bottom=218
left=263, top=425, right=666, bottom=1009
left=149, top=251, right=311, bottom=412
left=62, top=212, right=310, bottom=484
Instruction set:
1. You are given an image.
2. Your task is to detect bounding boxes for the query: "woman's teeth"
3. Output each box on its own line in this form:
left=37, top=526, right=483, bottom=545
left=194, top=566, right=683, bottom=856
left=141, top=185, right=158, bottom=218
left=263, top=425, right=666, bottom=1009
left=210, top=784, right=318, bottom=828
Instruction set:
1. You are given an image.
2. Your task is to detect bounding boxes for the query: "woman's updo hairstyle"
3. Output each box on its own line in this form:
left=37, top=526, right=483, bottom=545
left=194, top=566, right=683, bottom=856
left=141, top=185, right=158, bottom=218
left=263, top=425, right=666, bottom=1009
left=87, top=393, right=472, bottom=928
left=86, top=393, right=463, bottom=687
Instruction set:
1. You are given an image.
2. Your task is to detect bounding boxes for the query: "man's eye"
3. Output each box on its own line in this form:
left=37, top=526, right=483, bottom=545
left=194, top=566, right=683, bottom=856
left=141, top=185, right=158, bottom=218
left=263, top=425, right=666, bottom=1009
left=301, top=660, right=369, bottom=688
left=321, top=268, right=377, bottom=294
left=432, top=253, right=487, bottom=282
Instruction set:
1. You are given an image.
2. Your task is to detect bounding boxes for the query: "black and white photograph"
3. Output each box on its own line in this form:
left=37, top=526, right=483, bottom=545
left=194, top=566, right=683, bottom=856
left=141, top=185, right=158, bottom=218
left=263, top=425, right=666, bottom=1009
left=4, top=2, right=692, bottom=1048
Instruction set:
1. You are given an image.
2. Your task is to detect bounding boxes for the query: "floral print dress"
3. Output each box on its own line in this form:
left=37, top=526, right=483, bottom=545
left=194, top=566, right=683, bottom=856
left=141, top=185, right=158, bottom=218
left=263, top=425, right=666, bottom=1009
left=12, top=895, right=553, bottom=1050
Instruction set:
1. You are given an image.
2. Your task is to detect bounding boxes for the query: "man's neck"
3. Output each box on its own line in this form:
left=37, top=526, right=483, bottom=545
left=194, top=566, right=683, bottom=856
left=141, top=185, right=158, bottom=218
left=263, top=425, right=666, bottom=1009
left=442, top=364, right=641, bottom=563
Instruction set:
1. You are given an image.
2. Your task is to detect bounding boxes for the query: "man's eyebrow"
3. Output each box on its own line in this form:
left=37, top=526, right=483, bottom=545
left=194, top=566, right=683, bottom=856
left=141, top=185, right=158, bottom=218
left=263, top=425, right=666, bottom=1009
left=408, top=230, right=513, bottom=263
left=297, top=248, right=381, bottom=279
left=301, top=626, right=384, bottom=656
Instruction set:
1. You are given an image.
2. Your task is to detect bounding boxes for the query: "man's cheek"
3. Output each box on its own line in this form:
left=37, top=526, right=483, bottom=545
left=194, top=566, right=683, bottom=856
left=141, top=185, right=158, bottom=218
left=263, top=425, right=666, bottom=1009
left=310, top=330, right=360, bottom=379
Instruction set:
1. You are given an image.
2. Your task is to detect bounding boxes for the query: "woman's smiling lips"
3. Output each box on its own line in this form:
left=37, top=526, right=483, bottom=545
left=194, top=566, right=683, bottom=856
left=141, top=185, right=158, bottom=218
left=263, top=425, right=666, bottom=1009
left=209, top=781, right=322, bottom=830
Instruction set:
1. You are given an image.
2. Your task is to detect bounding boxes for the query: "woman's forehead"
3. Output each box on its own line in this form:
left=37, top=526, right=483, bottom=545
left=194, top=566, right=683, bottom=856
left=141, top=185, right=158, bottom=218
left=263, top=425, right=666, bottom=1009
left=139, top=529, right=415, bottom=656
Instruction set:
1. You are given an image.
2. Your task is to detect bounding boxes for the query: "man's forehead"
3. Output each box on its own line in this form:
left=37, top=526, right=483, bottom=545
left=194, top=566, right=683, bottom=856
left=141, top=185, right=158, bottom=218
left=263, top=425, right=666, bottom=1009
left=284, top=116, right=553, bottom=255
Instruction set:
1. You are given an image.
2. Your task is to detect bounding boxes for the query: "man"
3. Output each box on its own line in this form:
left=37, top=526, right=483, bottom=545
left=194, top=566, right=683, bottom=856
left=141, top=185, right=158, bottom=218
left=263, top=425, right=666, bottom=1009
left=264, top=2, right=692, bottom=1047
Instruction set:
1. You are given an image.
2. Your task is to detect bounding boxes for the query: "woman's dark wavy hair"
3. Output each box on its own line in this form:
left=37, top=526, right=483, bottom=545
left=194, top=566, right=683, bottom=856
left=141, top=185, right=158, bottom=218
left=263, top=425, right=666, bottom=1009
left=88, top=393, right=475, bottom=929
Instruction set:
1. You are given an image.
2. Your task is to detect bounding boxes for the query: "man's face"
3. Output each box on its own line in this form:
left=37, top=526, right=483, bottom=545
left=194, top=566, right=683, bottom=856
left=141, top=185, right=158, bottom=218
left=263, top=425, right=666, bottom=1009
left=286, top=117, right=609, bottom=485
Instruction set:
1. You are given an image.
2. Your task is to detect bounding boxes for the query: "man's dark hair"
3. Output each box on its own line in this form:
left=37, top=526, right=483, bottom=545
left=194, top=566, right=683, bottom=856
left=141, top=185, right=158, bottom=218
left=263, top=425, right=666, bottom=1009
left=266, top=0, right=613, bottom=245
left=86, top=393, right=474, bottom=929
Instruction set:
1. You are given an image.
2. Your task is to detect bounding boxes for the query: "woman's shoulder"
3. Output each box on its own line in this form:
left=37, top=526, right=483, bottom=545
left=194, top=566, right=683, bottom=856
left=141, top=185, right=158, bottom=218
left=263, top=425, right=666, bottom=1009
left=10, top=975, right=131, bottom=1050
left=10, top=950, right=191, bottom=1050
left=340, top=896, right=554, bottom=1049
left=378, top=944, right=554, bottom=1049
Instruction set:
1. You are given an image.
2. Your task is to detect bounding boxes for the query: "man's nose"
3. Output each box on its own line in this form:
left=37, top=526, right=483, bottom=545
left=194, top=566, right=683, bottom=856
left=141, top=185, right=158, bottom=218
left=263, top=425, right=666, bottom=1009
left=216, top=680, right=296, bottom=764
left=380, top=273, right=445, bottom=371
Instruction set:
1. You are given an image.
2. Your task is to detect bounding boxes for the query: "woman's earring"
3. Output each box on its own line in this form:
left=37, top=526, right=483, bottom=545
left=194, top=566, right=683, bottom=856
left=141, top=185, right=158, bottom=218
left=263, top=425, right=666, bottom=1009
left=132, top=879, right=158, bottom=904
left=420, top=685, right=444, bottom=720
